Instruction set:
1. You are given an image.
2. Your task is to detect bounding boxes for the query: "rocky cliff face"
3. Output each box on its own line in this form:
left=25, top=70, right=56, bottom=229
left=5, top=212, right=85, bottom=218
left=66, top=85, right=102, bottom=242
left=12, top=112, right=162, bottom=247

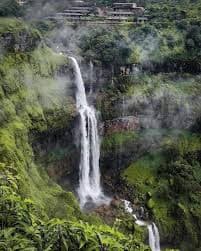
left=32, top=121, right=80, bottom=191
left=98, top=74, right=201, bottom=130
left=0, top=19, right=41, bottom=53
left=97, top=73, right=201, bottom=177
left=0, top=30, right=40, bottom=52
left=104, top=116, right=139, bottom=135
left=95, top=66, right=201, bottom=249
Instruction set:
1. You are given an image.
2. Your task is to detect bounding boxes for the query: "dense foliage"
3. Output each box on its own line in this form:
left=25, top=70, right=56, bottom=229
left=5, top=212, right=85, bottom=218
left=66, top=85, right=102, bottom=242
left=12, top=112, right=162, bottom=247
left=0, top=0, right=23, bottom=17
left=79, top=0, right=201, bottom=74
left=0, top=163, right=149, bottom=250
left=80, top=27, right=131, bottom=67
left=0, top=0, right=201, bottom=250
left=99, top=72, right=201, bottom=250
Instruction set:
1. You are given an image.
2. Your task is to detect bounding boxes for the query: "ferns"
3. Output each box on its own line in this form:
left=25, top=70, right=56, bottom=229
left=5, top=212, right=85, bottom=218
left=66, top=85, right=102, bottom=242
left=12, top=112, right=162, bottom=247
left=41, top=219, right=148, bottom=250
left=0, top=163, right=149, bottom=251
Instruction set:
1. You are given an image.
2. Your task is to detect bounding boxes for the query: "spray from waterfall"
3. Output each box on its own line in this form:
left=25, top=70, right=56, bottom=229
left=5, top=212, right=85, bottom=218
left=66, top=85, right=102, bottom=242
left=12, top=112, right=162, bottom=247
left=89, top=60, right=94, bottom=94
left=123, top=200, right=161, bottom=251
left=70, top=57, right=108, bottom=208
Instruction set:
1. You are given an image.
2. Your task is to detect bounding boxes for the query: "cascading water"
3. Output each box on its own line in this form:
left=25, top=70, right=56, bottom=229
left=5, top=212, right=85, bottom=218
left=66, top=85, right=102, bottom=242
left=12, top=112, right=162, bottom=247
left=70, top=57, right=107, bottom=208
left=70, top=55, right=160, bottom=247
left=148, top=223, right=161, bottom=251
left=123, top=200, right=161, bottom=251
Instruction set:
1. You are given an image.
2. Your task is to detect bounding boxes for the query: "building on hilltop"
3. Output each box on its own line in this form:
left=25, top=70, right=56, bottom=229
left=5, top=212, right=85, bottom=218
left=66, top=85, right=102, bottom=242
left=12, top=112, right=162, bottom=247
left=113, top=3, right=137, bottom=11
left=45, top=1, right=148, bottom=24
left=112, top=2, right=145, bottom=16
left=106, top=2, right=145, bottom=22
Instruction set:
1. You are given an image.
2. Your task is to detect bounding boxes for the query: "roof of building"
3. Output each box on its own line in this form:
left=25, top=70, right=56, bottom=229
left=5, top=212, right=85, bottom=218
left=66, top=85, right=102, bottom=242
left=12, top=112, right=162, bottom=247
left=107, top=11, right=134, bottom=15
left=56, top=13, right=85, bottom=16
left=70, top=6, right=93, bottom=10
left=63, top=9, right=90, bottom=13
left=133, top=7, right=145, bottom=10
left=113, top=3, right=137, bottom=6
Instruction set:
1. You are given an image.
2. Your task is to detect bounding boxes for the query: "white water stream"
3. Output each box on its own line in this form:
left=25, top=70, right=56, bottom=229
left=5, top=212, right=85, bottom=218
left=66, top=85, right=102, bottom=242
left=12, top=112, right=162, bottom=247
left=70, top=57, right=108, bottom=208
left=148, top=223, right=161, bottom=251
left=123, top=200, right=161, bottom=251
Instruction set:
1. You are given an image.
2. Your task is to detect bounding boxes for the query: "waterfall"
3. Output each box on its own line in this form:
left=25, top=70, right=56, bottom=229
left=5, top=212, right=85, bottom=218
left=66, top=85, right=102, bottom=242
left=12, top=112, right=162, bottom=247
left=123, top=200, right=133, bottom=214
left=70, top=57, right=107, bottom=208
left=122, top=200, right=161, bottom=251
left=148, top=223, right=161, bottom=251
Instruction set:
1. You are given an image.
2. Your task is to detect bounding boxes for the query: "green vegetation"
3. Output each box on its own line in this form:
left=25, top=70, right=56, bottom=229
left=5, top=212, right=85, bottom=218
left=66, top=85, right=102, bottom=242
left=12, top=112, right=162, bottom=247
left=0, top=0, right=23, bottom=17
left=98, top=62, right=201, bottom=250
left=102, top=132, right=138, bottom=153
left=0, top=19, right=78, bottom=219
left=97, top=72, right=201, bottom=125
left=1, top=0, right=201, bottom=249
left=0, top=163, right=149, bottom=251
left=51, top=0, right=201, bottom=249
left=123, top=131, right=201, bottom=250
left=80, top=27, right=131, bottom=66
left=79, top=0, right=201, bottom=71
left=0, top=18, right=150, bottom=250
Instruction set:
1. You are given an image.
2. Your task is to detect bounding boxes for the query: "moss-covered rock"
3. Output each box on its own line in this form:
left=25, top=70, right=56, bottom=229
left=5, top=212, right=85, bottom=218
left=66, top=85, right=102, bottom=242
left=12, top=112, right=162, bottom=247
left=0, top=18, right=79, bottom=221
left=147, top=198, right=155, bottom=209
left=0, top=18, right=41, bottom=53
left=122, top=132, right=201, bottom=250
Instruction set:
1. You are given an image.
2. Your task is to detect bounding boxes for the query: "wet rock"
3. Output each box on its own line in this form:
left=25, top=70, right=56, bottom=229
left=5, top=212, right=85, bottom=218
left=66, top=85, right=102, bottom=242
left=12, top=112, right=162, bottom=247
left=104, top=116, right=139, bottom=135
left=0, top=30, right=41, bottom=53
left=95, top=204, right=111, bottom=216
left=32, top=125, right=79, bottom=191
left=110, top=197, right=121, bottom=208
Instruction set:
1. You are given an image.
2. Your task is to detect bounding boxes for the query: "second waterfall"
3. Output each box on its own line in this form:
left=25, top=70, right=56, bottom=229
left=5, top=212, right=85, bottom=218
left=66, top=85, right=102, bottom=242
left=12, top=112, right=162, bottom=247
left=70, top=57, right=107, bottom=208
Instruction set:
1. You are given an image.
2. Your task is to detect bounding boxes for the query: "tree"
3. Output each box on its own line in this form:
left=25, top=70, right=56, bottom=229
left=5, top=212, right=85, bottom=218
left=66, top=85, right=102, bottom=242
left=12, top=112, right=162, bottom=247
left=0, top=0, right=23, bottom=17
left=80, top=28, right=131, bottom=67
left=185, top=25, right=201, bottom=55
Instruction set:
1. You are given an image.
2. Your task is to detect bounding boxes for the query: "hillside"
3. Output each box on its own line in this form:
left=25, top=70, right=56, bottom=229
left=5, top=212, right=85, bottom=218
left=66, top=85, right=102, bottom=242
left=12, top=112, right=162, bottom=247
left=0, top=0, right=201, bottom=250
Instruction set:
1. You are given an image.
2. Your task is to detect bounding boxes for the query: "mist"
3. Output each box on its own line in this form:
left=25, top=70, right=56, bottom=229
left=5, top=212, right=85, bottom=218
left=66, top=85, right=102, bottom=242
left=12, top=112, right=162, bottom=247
left=25, top=0, right=73, bottom=20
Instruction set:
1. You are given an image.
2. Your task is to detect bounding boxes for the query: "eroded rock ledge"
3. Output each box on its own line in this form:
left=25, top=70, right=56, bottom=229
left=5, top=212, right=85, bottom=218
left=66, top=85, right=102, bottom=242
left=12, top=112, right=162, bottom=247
left=104, top=116, right=140, bottom=135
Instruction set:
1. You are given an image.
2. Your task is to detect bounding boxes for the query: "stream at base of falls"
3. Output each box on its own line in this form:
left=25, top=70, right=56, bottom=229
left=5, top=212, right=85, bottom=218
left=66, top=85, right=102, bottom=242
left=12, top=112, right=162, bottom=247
left=123, top=200, right=161, bottom=251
